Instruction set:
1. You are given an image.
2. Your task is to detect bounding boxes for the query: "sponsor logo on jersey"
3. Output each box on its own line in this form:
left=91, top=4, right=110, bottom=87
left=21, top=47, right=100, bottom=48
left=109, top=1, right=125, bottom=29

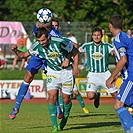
left=92, top=52, right=103, bottom=60
left=48, top=52, right=60, bottom=59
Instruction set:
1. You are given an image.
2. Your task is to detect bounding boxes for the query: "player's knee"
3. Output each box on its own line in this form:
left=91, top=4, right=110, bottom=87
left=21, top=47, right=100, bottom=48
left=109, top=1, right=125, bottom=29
left=87, top=92, right=95, bottom=100
left=73, top=90, right=79, bottom=96
left=48, top=95, right=57, bottom=104
left=111, top=92, right=117, bottom=98
left=114, top=104, right=118, bottom=111
left=62, top=94, right=71, bottom=105
left=113, top=101, right=124, bottom=111
left=24, top=70, right=34, bottom=83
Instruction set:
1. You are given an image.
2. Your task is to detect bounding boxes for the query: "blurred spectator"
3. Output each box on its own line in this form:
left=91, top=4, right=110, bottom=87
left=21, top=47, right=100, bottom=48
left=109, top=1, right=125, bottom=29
left=67, top=32, right=78, bottom=44
left=131, top=30, right=133, bottom=38
left=81, top=52, right=87, bottom=70
left=127, top=29, right=132, bottom=37
left=11, top=32, right=28, bottom=71
left=0, top=47, right=8, bottom=70
left=101, top=29, right=109, bottom=43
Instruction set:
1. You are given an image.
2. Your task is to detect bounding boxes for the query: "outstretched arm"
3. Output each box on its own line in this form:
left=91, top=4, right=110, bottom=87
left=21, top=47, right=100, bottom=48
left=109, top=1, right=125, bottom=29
left=106, top=55, right=127, bottom=88
left=11, top=44, right=30, bottom=59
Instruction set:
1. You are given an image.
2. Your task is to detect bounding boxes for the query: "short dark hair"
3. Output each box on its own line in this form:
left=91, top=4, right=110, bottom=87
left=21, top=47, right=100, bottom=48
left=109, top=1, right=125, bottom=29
left=52, top=18, right=59, bottom=26
left=35, top=27, right=48, bottom=38
left=109, top=14, right=123, bottom=29
left=92, top=28, right=102, bottom=35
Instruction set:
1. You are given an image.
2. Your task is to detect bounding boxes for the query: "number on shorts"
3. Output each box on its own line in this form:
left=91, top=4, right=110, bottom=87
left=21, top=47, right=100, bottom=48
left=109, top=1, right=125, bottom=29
left=47, top=78, right=52, bottom=83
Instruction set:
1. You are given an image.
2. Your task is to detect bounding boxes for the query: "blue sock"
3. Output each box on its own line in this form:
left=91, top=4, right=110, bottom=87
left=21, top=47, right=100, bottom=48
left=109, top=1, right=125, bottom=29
left=56, top=100, right=62, bottom=114
left=116, top=106, right=133, bottom=131
left=14, top=82, right=29, bottom=109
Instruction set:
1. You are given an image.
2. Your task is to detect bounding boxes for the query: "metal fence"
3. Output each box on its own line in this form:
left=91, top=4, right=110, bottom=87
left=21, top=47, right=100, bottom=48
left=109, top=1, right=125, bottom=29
left=22, top=21, right=92, bottom=44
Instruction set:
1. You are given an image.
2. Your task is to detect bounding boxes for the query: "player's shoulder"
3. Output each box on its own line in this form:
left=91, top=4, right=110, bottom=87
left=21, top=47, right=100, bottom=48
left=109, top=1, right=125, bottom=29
left=51, top=36, right=69, bottom=42
left=115, top=31, right=128, bottom=42
left=120, top=31, right=127, bottom=36
left=82, top=41, right=93, bottom=47
left=102, top=41, right=112, bottom=46
left=30, top=40, right=40, bottom=49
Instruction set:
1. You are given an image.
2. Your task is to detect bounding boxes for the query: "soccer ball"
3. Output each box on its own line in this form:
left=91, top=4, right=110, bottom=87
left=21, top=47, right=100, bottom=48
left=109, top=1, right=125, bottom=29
left=37, top=8, right=52, bottom=24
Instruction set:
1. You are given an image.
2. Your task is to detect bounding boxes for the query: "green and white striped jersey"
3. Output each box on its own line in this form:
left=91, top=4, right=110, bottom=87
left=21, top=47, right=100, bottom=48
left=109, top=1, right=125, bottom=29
left=28, top=36, right=74, bottom=71
left=79, top=41, right=113, bottom=72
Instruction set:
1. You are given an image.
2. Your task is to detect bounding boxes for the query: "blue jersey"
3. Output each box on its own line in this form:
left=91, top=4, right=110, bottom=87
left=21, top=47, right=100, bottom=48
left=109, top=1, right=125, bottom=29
left=113, top=31, right=133, bottom=80
left=114, top=31, right=133, bottom=107
left=32, top=22, right=62, bottom=37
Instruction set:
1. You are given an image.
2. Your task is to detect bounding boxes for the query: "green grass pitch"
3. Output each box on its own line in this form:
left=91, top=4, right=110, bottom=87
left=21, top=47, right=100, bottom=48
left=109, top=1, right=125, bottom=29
left=0, top=102, right=124, bottom=133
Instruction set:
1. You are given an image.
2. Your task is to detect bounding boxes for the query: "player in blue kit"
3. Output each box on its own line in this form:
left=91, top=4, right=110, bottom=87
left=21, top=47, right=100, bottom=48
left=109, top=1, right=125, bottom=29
left=106, top=14, right=133, bottom=133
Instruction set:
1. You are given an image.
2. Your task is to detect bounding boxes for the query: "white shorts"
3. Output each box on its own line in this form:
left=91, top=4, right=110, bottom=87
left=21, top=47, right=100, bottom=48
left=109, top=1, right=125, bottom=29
left=47, top=66, right=74, bottom=95
left=86, top=70, right=118, bottom=94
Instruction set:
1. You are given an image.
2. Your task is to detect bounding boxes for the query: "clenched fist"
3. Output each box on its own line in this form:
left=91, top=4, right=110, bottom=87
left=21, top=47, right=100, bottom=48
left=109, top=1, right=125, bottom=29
left=11, top=44, right=18, bottom=52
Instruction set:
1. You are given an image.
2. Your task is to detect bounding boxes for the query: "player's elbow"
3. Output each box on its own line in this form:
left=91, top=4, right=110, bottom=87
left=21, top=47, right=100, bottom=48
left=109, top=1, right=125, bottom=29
left=71, top=47, right=79, bottom=57
left=19, top=52, right=29, bottom=59
left=72, top=42, right=78, bottom=48
left=121, top=56, right=127, bottom=65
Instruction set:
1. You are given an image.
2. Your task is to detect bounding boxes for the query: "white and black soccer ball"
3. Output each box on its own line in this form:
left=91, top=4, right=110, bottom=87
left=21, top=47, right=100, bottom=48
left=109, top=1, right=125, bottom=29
left=37, top=8, right=52, bottom=24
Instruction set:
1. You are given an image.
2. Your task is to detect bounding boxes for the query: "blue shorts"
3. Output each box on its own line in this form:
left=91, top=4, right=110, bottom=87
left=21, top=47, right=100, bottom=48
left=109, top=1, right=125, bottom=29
left=26, top=56, right=47, bottom=75
left=116, top=77, right=133, bottom=107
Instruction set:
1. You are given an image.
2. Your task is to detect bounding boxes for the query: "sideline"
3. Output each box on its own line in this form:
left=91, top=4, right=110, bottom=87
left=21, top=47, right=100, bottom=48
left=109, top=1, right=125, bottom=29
left=0, top=97, right=115, bottom=104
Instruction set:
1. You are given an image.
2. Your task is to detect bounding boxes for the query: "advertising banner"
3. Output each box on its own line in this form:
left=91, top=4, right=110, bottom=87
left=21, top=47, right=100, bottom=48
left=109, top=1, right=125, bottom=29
left=0, top=80, right=46, bottom=99
left=0, top=22, right=32, bottom=48
left=0, top=78, right=122, bottom=99
left=0, top=22, right=22, bottom=44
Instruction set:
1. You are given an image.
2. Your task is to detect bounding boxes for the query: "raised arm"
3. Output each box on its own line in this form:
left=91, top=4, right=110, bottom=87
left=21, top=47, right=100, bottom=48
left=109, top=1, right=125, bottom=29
left=11, top=44, right=30, bottom=59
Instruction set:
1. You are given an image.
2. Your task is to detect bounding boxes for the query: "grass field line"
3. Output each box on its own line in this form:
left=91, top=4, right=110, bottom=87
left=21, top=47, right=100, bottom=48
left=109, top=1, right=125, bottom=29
left=93, top=128, right=123, bottom=133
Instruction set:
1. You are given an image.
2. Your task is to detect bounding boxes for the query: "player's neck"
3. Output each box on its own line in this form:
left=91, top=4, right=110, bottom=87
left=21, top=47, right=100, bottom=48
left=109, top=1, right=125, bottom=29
left=94, top=41, right=101, bottom=46
left=113, top=29, right=121, bottom=37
